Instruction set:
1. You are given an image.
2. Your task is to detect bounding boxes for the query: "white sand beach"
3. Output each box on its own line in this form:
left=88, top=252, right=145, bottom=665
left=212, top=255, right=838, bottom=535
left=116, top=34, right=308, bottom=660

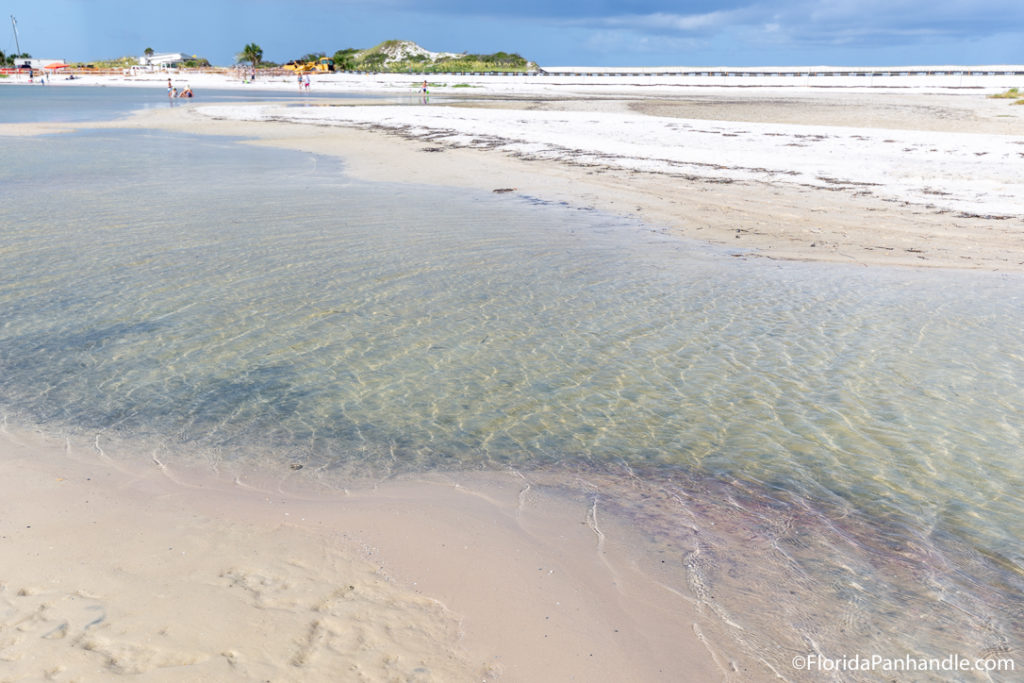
left=195, top=96, right=1024, bottom=268
left=2, top=70, right=1024, bottom=681
left=7, top=68, right=1021, bottom=269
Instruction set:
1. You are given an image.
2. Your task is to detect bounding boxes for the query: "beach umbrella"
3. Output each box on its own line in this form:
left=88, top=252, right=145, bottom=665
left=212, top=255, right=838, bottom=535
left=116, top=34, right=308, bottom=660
left=44, top=62, right=69, bottom=69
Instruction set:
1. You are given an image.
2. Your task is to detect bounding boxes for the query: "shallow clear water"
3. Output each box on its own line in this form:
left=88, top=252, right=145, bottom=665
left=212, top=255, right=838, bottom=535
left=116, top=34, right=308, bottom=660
left=1, top=91, right=1022, bottom=678
left=0, top=83, right=365, bottom=123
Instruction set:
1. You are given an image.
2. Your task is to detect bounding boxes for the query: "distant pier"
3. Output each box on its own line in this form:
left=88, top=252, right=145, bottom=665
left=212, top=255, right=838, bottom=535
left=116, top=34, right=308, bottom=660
left=529, top=65, right=1024, bottom=88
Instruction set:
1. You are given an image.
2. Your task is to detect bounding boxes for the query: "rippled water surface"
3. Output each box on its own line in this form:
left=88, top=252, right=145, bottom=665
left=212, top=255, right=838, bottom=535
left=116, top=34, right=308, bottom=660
left=1, top=92, right=1022, bottom=678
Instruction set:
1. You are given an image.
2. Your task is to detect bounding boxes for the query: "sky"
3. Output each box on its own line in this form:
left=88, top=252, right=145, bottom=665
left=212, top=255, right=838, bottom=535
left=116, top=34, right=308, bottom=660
left=4, top=0, right=1023, bottom=67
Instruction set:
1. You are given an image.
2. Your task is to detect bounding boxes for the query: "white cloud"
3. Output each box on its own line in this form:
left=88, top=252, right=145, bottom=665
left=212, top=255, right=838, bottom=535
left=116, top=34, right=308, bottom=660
left=598, top=11, right=738, bottom=33
left=583, top=28, right=705, bottom=56
left=566, top=0, right=1024, bottom=46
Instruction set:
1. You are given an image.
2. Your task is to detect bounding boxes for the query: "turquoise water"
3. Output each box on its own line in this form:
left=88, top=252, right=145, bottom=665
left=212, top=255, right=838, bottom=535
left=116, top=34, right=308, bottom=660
left=1, top=90, right=1022, bottom=678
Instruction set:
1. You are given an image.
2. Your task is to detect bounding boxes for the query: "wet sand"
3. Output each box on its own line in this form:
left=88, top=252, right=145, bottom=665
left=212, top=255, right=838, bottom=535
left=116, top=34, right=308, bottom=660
left=38, top=86, right=1017, bottom=272
left=0, top=426, right=724, bottom=681
left=4, top=76, right=1023, bottom=271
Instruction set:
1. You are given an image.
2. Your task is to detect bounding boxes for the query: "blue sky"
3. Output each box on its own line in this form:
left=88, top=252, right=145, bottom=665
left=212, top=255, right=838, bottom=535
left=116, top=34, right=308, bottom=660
left=5, top=0, right=1023, bottom=67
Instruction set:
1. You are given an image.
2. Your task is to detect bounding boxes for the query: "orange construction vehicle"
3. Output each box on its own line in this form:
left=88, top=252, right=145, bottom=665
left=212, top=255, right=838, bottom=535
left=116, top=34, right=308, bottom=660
left=283, top=57, right=334, bottom=72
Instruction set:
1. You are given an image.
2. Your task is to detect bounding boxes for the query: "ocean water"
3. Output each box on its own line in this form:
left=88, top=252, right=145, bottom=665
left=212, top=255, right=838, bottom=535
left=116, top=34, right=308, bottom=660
left=1, top=88, right=1022, bottom=679
left=0, top=83, right=366, bottom=123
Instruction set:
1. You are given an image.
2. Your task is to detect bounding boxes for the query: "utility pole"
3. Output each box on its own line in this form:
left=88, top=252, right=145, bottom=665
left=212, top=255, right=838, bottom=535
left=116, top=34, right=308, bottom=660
left=11, top=15, right=21, bottom=56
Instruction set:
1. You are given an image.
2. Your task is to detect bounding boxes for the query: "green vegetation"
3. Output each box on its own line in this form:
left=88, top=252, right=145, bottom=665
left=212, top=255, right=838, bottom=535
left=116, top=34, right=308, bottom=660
left=239, top=43, right=263, bottom=69
left=81, top=56, right=138, bottom=69
left=88, top=55, right=209, bottom=68
left=989, top=87, right=1020, bottom=99
left=433, top=51, right=530, bottom=72
left=1, top=50, right=31, bottom=66
left=335, top=40, right=535, bottom=73
left=3, top=40, right=531, bottom=73
left=989, top=87, right=1024, bottom=105
left=332, top=48, right=359, bottom=71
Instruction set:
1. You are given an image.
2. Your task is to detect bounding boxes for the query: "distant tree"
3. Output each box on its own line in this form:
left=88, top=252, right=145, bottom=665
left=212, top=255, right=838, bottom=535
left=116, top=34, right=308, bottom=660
left=332, top=48, right=359, bottom=71
left=144, top=47, right=154, bottom=58
left=0, top=50, right=6, bottom=66
left=7, top=52, right=30, bottom=66
left=240, top=43, right=263, bottom=68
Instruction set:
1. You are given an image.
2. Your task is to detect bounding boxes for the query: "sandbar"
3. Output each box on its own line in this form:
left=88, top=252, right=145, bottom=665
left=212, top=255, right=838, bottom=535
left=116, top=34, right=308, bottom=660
left=11, top=70, right=1016, bottom=271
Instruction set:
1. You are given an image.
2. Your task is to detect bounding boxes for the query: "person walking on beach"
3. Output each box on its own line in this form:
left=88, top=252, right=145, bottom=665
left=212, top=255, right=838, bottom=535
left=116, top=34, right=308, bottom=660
left=304, top=74, right=310, bottom=91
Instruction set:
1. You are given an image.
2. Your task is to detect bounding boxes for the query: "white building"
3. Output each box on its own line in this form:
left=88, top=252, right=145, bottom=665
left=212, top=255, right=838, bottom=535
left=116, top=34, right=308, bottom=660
left=138, top=52, right=189, bottom=68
